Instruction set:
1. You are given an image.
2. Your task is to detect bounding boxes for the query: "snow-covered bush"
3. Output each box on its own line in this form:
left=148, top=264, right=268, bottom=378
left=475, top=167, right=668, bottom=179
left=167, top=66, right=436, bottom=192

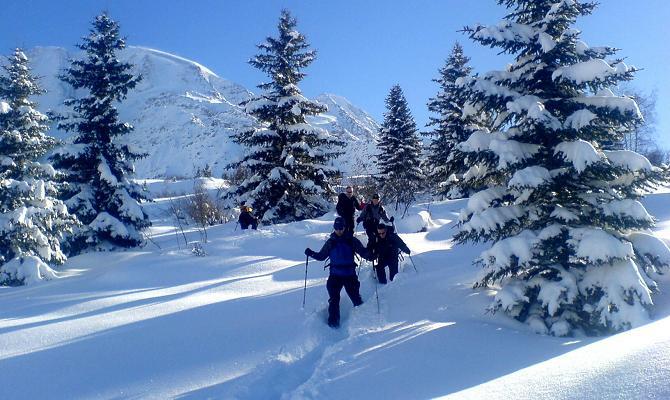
left=185, top=181, right=226, bottom=227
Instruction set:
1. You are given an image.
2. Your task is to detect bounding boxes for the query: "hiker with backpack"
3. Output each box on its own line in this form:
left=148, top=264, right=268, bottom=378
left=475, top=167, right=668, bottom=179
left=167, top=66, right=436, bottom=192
left=356, top=193, right=391, bottom=250
left=336, top=185, right=364, bottom=235
left=372, top=223, right=411, bottom=284
left=238, top=202, right=258, bottom=230
left=304, top=216, right=372, bottom=328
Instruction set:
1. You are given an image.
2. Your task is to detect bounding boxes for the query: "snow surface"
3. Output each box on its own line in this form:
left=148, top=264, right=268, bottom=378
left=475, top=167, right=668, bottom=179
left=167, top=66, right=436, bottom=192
left=1, top=255, right=58, bottom=285
left=1, top=185, right=669, bottom=399
left=554, top=139, right=602, bottom=172
left=564, top=109, right=597, bottom=130
left=552, top=59, right=623, bottom=84
left=0, top=100, right=10, bottom=114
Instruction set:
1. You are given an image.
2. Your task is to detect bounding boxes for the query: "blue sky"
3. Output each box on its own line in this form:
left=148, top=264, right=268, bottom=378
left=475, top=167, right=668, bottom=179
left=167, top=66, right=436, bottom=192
left=2, top=0, right=669, bottom=146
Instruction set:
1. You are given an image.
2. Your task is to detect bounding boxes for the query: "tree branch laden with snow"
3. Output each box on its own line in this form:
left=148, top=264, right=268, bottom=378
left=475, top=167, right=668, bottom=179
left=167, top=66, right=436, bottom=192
left=456, top=0, right=669, bottom=335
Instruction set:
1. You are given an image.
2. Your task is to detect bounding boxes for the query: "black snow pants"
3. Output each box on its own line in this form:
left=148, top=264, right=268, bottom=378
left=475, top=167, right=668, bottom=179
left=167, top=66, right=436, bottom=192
left=327, top=274, right=363, bottom=326
left=364, top=225, right=378, bottom=251
left=344, top=214, right=355, bottom=236
left=375, top=258, right=399, bottom=284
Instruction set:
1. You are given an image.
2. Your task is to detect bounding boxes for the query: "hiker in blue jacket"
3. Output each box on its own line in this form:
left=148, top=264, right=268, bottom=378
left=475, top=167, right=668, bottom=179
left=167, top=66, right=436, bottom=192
left=305, top=217, right=372, bottom=328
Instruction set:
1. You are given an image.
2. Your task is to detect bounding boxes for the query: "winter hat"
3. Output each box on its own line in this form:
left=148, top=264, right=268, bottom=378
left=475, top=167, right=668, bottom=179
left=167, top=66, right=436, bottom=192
left=377, top=223, right=387, bottom=230
left=333, top=217, right=346, bottom=230
left=372, top=193, right=380, bottom=200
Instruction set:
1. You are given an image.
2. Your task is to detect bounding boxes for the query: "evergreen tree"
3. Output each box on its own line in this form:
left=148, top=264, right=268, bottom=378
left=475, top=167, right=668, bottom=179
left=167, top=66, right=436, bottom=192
left=424, top=43, right=476, bottom=198
left=0, top=49, right=78, bottom=285
left=376, top=85, right=423, bottom=212
left=51, top=13, right=150, bottom=253
left=455, top=0, right=670, bottom=335
left=225, top=10, right=343, bottom=224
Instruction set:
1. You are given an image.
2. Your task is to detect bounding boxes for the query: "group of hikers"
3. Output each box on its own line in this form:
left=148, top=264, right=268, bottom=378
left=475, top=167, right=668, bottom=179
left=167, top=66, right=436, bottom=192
left=304, top=186, right=411, bottom=328
left=236, top=186, right=411, bottom=328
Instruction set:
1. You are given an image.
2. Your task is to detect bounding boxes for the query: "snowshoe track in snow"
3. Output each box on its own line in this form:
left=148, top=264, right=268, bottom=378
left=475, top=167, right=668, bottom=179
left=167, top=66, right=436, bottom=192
left=220, top=261, right=388, bottom=400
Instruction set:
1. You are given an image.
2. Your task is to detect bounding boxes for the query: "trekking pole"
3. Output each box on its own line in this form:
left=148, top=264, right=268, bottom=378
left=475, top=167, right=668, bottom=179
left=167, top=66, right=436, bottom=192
left=302, top=255, right=309, bottom=308
left=373, top=261, right=380, bottom=315
left=408, top=254, right=419, bottom=273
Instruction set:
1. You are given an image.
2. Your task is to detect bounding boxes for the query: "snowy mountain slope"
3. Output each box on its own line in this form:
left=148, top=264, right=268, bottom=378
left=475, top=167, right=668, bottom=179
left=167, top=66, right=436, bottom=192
left=1, top=189, right=669, bottom=399
left=309, top=94, right=380, bottom=176
left=23, top=46, right=379, bottom=178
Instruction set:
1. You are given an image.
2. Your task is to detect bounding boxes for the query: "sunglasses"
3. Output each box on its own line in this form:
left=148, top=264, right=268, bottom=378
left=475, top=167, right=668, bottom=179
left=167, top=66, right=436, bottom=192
left=346, top=191, right=353, bottom=194
left=377, top=230, right=386, bottom=235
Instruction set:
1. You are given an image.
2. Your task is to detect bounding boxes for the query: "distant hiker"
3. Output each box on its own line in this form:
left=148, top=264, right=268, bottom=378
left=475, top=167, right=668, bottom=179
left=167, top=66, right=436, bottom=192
left=356, top=193, right=391, bottom=250
left=373, top=223, right=411, bottom=284
left=238, top=203, right=258, bottom=230
left=336, top=185, right=363, bottom=235
left=304, top=216, right=372, bottom=328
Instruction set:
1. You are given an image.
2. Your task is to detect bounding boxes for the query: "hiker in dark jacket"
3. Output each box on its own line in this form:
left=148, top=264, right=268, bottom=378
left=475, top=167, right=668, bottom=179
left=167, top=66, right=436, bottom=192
left=372, top=223, right=411, bottom=284
left=336, top=186, right=363, bottom=235
left=356, top=193, right=391, bottom=250
left=238, top=204, right=258, bottom=230
left=305, top=217, right=372, bottom=328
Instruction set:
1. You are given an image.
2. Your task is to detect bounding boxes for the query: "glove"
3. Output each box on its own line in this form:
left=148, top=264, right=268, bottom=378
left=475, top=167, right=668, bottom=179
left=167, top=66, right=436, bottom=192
left=356, top=217, right=362, bottom=224
left=390, top=216, right=395, bottom=223
left=304, top=248, right=313, bottom=257
left=406, top=249, right=411, bottom=255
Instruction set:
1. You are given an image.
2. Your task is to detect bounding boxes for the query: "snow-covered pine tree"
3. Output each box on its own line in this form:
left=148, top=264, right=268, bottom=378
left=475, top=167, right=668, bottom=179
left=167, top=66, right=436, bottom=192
left=225, top=10, right=343, bottom=224
left=455, top=0, right=670, bottom=336
left=424, top=43, right=478, bottom=199
left=376, top=85, right=423, bottom=212
left=0, top=49, right=78, bottom=285
left=51, top=13, right=150, bottom=253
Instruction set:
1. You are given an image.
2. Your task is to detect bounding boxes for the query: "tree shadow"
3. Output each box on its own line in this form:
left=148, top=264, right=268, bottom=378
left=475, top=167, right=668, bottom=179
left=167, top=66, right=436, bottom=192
left=0, top=284, right=311, bottom=399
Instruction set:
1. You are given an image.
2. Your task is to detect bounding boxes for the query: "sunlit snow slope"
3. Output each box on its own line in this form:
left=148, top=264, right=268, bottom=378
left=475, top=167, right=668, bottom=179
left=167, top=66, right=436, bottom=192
left=0, top=186, right=668, bottom=399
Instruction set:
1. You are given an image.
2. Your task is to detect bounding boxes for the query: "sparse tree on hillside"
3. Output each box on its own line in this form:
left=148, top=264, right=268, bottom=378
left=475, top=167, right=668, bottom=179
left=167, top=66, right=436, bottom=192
left=0, top=49, right=78, bottom=285
left=51, top=13, right=150, bottom=254
left=456, top=0, right=670, bottom=335
left=224, top=10, right=343, bottom=224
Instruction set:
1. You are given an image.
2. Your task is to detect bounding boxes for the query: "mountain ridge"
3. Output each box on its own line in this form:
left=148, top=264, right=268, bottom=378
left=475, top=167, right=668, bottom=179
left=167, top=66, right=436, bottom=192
left=21, top=46, right=380, bottom=179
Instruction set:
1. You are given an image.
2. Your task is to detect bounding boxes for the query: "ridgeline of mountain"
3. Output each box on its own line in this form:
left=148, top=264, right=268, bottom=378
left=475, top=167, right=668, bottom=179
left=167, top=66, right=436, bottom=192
left=24, top=46, right=380, bottom=179
left=311, top=94, right=380, bottom=176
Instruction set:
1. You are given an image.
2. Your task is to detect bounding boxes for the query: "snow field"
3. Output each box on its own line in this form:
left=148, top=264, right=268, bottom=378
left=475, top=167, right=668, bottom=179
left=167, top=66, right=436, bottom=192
left=0, top=192, right=669, bottom=399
